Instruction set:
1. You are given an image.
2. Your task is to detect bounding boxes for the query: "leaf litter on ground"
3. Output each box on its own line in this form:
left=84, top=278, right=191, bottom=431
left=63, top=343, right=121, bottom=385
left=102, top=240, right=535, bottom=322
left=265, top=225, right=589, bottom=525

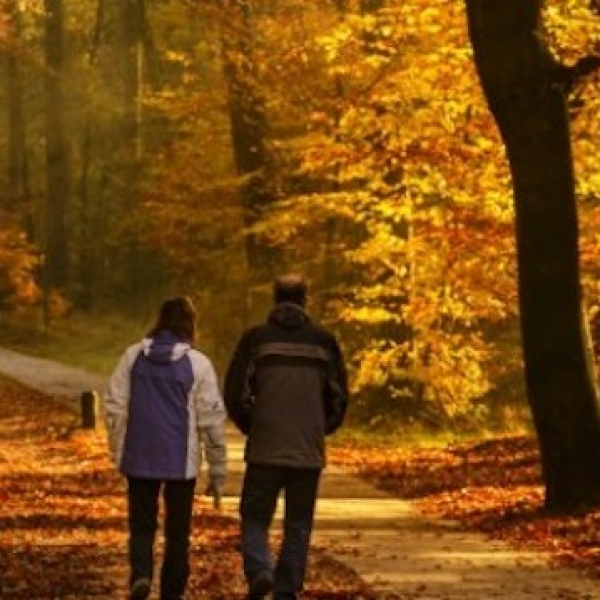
left=0, top=374, right=385, bottom=599
left=5, top=368, right=600, bottom=598
left=328, top=433, right=600, bottom=580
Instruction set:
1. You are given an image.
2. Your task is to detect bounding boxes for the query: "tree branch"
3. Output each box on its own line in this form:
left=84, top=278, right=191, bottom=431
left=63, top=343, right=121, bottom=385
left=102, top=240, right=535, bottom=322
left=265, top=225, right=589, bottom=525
left=554, top=54, right=600, bottom=96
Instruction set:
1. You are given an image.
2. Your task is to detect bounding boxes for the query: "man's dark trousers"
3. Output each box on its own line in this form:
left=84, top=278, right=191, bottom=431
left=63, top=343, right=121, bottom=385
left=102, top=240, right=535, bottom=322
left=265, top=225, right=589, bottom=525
left=127, top=477, right=196, bottom=600
left=240, top=463, right=321, bottom=599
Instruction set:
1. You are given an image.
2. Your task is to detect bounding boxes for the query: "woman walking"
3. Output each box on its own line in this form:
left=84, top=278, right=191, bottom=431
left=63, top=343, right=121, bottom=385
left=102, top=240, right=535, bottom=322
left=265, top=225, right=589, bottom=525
left=104, top=296, right=227, bottom=600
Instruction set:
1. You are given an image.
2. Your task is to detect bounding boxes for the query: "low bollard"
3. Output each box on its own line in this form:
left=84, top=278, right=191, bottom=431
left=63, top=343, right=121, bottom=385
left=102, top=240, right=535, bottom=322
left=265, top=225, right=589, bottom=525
left=213, top=488, right=222, bottom=511
left=81, top=390, right=97, bottom=429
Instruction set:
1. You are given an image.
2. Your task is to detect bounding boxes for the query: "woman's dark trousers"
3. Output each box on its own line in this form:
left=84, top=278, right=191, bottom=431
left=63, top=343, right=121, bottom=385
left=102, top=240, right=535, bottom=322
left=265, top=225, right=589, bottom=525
left=240, top=464, right=321, bottom=599
left=127, top=477, right=196, bottom=600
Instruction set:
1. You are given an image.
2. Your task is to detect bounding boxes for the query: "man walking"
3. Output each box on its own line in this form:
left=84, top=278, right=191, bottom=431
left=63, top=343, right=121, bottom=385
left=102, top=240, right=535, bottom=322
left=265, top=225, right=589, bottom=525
left=225, top=274, right=349, bottom=600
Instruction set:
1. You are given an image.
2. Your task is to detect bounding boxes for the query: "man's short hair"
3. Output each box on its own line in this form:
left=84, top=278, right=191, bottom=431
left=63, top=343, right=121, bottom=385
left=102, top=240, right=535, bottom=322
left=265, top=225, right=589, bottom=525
left=273, top=273, right=308, bottom=306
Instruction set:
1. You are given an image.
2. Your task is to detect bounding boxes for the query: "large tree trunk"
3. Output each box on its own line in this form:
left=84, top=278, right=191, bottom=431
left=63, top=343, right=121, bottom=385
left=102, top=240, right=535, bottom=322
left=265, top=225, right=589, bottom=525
left=44, top=0, right=70, bottom=292
left=465, top=0, right=600, bottom=511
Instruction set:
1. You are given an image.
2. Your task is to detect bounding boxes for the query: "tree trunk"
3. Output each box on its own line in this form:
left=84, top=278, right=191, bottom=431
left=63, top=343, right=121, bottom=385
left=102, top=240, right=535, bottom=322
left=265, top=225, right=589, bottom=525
left=72, top=0, right=103, bottom=308
left=465, top=0, right=600, bottom=511
left=6, top=1, right=28, bottom=217
left=219, top=0, right=276, bottom=301
left=99, top=0, right=145, bottom=297
left=117, top=0, right=143, bottom=169
left=44, top=0, right=70, bottom=293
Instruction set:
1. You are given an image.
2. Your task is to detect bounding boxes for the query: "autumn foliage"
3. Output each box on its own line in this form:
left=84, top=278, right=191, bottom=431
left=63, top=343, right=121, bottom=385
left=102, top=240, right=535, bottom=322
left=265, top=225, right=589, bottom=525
left=0, top=216, right=40, bottom=312
left=1, top=0, right=600, bottom=433
left=250, top=0, right=600, bottom=426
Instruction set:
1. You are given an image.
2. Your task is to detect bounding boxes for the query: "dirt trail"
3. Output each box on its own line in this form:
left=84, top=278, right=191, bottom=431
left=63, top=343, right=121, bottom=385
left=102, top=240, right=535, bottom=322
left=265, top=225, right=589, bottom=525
left=1, top=346, right=599, bottom=599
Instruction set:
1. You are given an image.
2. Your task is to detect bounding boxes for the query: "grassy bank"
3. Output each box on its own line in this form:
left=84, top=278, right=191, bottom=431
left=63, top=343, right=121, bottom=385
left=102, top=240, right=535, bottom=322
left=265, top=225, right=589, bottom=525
left=0, top=307, right=533, bottom=445
left=0, top=309, right=145, bottom=376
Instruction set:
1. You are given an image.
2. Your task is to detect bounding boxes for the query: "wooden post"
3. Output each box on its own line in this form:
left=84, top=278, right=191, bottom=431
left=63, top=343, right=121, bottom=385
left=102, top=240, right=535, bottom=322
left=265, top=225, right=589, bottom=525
left=81, top=391, right=97, bottom=429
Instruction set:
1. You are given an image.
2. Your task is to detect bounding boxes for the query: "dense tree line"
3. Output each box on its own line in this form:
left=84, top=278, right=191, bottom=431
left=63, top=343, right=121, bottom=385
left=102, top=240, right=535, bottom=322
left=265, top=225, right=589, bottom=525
left=1, top=0, right=600, bottom=510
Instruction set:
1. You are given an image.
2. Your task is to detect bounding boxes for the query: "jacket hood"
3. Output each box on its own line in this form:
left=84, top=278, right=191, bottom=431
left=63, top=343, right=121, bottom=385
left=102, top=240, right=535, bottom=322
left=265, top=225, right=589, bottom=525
left=268, top=302, right=310, bottom=329
left=140, top=330, right=191, bottom=364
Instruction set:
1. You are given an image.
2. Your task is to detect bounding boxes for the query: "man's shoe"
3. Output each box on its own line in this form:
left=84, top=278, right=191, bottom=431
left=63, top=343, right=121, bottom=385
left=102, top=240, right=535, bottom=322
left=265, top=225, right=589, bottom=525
left=248, top=569, right=273, bottom=599
left=130, top=577, right=151, bottom=600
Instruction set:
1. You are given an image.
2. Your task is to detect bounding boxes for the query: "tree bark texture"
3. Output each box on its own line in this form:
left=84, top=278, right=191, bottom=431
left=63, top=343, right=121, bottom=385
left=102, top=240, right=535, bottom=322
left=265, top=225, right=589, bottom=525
left=97, top=0, right=147, bottom=296
left=465, top=0, right=600, bottom=511
left=6, top=1, right=28, bottom=216
left=220, top=0, right=277, bottom=290
left=44, top=0, right=70, bottom=289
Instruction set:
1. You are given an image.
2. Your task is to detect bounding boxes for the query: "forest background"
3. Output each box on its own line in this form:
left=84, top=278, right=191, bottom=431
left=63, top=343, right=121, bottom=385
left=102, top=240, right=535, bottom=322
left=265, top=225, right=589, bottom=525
left=1, top=0, right=600, bottom=439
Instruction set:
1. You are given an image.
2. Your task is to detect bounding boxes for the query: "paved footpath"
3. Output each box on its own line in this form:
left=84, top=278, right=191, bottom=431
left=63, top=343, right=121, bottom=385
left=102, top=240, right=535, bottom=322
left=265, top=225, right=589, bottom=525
left=1, top=346, right=599, bottom=599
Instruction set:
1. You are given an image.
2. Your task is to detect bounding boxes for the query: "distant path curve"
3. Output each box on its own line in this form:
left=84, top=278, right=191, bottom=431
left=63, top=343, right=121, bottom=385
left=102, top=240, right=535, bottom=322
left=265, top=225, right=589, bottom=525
left=0, top=346, right=106, bottom=406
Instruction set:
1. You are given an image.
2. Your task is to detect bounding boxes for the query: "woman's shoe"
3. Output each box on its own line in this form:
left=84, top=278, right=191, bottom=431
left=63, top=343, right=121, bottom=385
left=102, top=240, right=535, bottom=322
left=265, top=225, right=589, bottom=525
left=248, top=569, right=273, bottom=599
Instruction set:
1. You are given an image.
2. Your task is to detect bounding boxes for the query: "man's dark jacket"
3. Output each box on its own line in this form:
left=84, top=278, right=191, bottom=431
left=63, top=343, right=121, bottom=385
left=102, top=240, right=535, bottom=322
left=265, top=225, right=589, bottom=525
left=224, top=302, right=348, bottom=469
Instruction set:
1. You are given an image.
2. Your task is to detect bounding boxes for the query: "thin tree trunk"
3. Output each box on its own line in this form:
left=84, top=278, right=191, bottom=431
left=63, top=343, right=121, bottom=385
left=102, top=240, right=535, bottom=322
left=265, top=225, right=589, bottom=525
left=44, top=0, right=70, bottom=292
left=74, top=0, right=104, bottom=308
left=219, top=0, right=276, bottom=303
left=101, top=0, right=144, bottom=296
left=6, top=1, right=28, bottom=215
left=116, top=0, right=143, bottom=192
left=465, top=0, right=600, bottom=511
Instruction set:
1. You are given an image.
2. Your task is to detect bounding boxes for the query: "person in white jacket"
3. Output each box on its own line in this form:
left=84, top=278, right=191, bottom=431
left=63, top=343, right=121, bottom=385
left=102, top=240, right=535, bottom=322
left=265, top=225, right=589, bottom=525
left=104, top=296, right=227, bottom=600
